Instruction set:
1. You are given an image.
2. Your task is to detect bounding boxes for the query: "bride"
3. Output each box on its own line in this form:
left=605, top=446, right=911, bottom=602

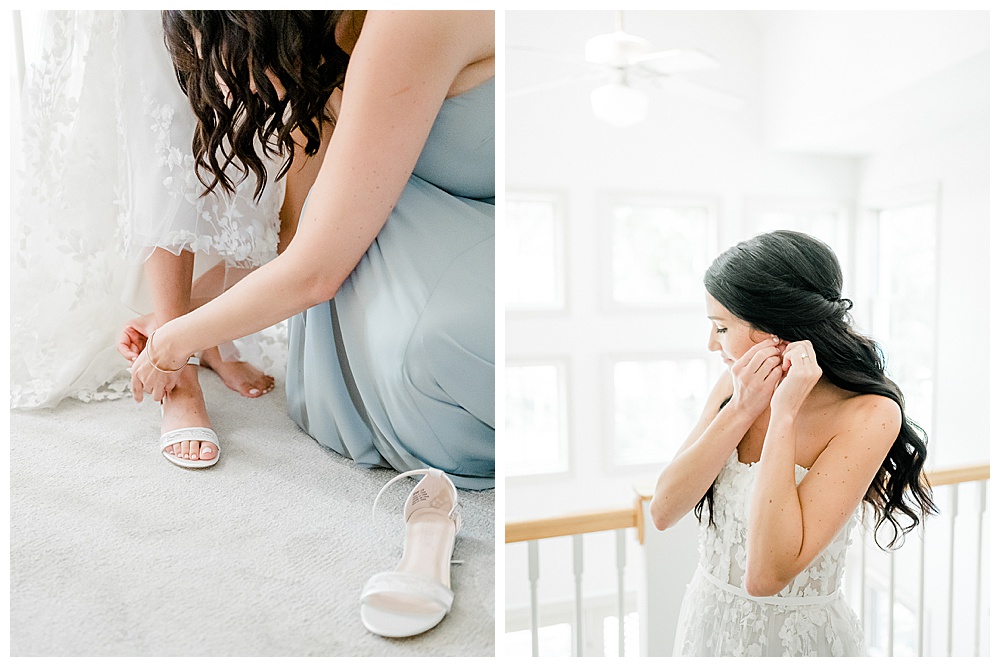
left=650, top=231, right=936, bottom=656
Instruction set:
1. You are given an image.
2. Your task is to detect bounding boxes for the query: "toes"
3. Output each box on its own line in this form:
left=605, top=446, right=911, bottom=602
left=199, top=442, right=217, bottom=460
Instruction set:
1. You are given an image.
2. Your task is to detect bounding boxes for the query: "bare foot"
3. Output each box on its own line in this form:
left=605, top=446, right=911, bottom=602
left=161, top=365, right=218, bottom=463
left=199, top=346, right=275, bottom=398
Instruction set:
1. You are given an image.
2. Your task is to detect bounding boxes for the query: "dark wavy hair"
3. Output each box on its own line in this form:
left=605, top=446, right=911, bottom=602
left=161, top=10, right=351, bottom=199
left=696, top=230, right=936, bottom=549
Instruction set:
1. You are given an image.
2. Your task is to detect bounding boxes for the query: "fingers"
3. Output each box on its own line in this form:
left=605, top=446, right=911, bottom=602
left=118, top=326, right=140, bottom=361
left=782, top=340, right=816, bottom=368
left=131, top=366, right=144, bottom=403
left=733, top=337, right=781, bottom=371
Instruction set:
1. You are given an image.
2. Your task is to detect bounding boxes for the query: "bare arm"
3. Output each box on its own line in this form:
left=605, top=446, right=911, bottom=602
left=130, top=11, right=493, bottom=400
left=649, top=338, right=784, bottom=530
left=744, top=341, right=899, bottom=596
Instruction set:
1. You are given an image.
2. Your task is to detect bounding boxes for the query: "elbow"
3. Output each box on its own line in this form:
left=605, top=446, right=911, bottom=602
left=300, top=265, right=343, bottom=306
left=649, top=497, right=680, bottom=532
left=743, top=561, right=791, bottom=598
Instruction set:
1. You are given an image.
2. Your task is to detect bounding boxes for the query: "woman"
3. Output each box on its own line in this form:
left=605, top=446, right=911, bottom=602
left=649, top=231, right=935, bottom=656
left=127, top=11, right=495, bottom=489
left=114, top=10, right=287, bottom=468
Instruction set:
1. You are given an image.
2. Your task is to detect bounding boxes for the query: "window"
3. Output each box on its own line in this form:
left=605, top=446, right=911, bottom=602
left=506, top=193, right=565, bottom=311
left=745, top=200, right=851, bottom=273
left=869, top=201, right=937, bottom=433
left=608, top=198, right=717, bottom=307
left=506, top=363, right=569, bottom=476
left=610, top=357, right=712, bottom=467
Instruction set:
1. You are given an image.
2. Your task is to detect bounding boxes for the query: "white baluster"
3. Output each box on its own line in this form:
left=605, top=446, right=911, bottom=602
left=887, top=547, right=895, bottom=656
left=528, top=540, right=539, bottom=657
left=616, top=529, right=626, bottom=657
left=573, top=534, right=584, bottom=657
left=918, top=522, right=925, bottom=656
left=947, top=485, right=958, bottom=656
left=974, top=480, right=986, bottom=656
left=859, top=530, right=866, bottom=643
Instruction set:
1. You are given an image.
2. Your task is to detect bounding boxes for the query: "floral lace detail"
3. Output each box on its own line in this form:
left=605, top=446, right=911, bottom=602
left=12, top=11, right=286, bottom=409
left=123, top=82, right=282, bottom=268
left=674, top=452, right=865, bottom=656
left=11, top=11, right=136, bottom=407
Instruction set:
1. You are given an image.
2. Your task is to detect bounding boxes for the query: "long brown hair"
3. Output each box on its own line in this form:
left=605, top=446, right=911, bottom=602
left=162, top=10, right=350, bottom=199
left=699, top=231, right=936, bottom=549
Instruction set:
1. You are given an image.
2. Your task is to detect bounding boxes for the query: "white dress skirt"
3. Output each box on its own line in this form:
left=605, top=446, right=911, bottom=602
left=11, top=10, right=285, bottom=408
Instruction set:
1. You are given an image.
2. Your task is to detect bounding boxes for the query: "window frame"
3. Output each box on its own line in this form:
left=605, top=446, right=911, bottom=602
left=856, top=182, right=942, bottom=448
left=599, top=192, right=720, bottom=313
left=505, top=189, right=570, bottom=315
left=602, top=351, right=719, bottom=472
left=505, top=356, right=573, bottom=481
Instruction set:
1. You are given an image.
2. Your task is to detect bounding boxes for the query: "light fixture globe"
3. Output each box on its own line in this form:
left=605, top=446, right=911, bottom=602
left=591, top=81, right=648, bottom=127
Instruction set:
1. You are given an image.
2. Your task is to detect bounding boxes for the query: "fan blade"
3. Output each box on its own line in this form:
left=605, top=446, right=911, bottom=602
left=653, top=76, right=745, bottom=110
left=632, top=49, right=720, bottom=75
left=508, top=71, right=608, bottom=99
left=508, top=44, right=588, bottom=66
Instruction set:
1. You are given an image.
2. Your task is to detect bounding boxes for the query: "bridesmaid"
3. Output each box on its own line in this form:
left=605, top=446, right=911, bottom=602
left=127, top=11, right=495, bottom=489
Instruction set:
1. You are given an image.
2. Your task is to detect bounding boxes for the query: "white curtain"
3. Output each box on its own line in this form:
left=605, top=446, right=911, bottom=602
left=10, top=11, right=286, bottom=409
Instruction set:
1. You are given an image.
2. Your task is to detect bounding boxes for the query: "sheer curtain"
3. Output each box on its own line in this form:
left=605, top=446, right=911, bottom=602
left=10, top=11, right=286, bottom=409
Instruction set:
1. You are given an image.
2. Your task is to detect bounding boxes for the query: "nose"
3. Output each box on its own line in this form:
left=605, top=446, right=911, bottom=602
left=707, top=329, right=720, bottom=352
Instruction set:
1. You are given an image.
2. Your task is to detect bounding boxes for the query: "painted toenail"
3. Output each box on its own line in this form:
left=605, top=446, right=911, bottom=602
left=250, top=388, right=260, bottom=395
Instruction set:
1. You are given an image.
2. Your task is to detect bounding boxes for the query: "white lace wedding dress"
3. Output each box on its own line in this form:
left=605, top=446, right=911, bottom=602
left=673, top=451, right=866, bottom=657
left=11, top=11, right=285, bottom=409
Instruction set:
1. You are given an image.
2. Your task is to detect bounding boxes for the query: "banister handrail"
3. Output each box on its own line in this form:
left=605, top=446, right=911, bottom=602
left=505, top=463, right=989, bottom=545
left=505, top=503, right=641, bottom=544
left=924, top=464, right=989, bottom=487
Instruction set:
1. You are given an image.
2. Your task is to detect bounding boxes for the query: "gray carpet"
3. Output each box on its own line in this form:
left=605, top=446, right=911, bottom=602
left=9, top=369, right=495, bottom=657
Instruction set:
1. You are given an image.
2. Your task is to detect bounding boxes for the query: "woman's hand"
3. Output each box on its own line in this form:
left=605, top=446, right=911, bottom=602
left=728, top=337, right=785, bottom=420
left=117, top=313, right=156, bottom=362
left=770, top=340, right=823, bottom=417
left=129, top=328, right=186, bottom=403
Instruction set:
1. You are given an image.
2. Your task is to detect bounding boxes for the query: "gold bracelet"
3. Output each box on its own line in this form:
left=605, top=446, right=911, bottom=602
left=145, top=329, right=186, bottom=373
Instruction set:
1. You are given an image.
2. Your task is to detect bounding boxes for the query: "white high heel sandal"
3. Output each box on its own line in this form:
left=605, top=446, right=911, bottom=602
left=360, top=468, right=462, bottom=638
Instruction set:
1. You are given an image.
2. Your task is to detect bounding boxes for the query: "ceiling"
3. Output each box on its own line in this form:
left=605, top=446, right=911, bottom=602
left=506, top=10, right=990, bottom=156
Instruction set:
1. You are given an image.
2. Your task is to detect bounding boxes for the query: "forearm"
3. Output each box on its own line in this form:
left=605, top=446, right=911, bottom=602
left=746, top=413, right=804, bottom=595
left=152, top=246, right=334, bottom=368
left=650, top=404, right=755, bottom=530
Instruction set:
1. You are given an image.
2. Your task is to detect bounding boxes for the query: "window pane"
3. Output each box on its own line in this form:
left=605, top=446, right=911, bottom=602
left=506, top=364, right=567, bottom=475
left=613, top=359, right=709, bottom=466
left=876, top=203, right=936, bottom=433
left=611, top=203, right=713, bottom=305
left=750, top=208, right=847, bottom=263
left=506, top=198, right=563, bottom=310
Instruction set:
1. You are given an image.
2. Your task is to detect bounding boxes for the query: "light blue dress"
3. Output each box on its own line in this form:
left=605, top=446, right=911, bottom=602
left=286, top=78, right=495, bottom=490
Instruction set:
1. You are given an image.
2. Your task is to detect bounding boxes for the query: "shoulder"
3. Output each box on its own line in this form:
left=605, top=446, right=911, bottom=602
left=830, top=392, right=901, bottom=456
left=360, top=11, right=493, bottom=61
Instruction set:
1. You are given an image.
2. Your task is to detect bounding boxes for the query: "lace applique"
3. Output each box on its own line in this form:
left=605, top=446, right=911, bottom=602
left=12, top=11, right=286, bottom=409
left=674, top=452, right=865, bottom=656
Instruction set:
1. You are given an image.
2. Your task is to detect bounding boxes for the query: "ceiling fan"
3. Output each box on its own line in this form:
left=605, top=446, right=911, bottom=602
left=510, top=11, right=744, bottom=127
